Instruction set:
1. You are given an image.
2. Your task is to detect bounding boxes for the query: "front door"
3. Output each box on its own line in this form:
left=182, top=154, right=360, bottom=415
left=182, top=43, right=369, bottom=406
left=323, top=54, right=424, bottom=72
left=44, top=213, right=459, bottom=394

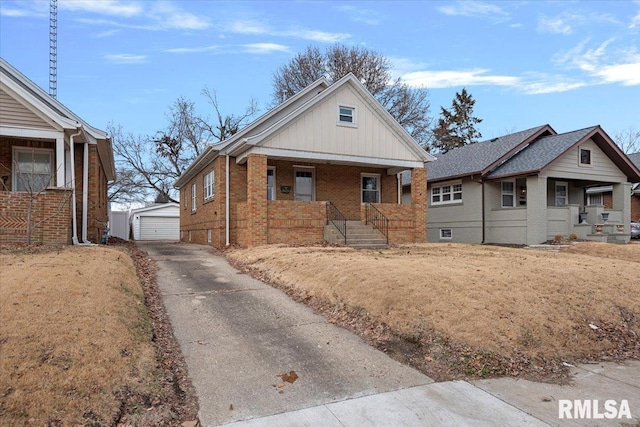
left=294, top=168, right=314, bottom=201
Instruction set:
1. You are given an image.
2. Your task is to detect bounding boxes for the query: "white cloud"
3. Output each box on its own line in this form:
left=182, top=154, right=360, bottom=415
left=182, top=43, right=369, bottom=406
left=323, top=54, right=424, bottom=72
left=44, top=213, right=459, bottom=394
left=594, top=60, right=640, bottom=85
left=166, top=43, right=289, bottom=55
left=241, top=43, right=289, bottom=54
left=149, top=2, right=209, bottom=30
left=336, top=5, right=382, bottom=25
left=630, top=12, right=640, bottom=29
left=537, top=16, right=573, bottom=35
left=166, top=45, right=220, bottom=54
left=104, top=53, right=147, bottom=64
left=225, top=19, right=350, bottom=43
left=436, top=1, right=509, bottom=22
left=538, top=11, right=620, bottom=35
left=60, top=0, right=143, bottom=17
left=402, top=69, right=519, bottom=89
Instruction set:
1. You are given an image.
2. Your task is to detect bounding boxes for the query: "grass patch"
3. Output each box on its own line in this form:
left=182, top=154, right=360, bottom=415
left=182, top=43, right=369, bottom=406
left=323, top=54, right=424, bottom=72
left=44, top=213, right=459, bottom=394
left=0, top=246, right=166, bottom=426
left=226, top=242, right=639, bottom=382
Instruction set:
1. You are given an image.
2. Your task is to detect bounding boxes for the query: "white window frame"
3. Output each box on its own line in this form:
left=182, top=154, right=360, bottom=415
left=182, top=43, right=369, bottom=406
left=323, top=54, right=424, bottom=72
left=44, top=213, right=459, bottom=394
left=337, top=104, right=357, bottom=127
left=12, top=147, right=54, bottom=192
left=267, top=166, right=276, bottom=201
left=440, top=228, right=453, bottom=240
left=361, top=173, right=381, bottom=203
left=203, top=170, right=215, bottom=201
left=431, top=180, right=462, bottom=205
left=555, top=181, right=568, bottom=206
left=191, top=182, right=197, bottom=212
left=587, top=193, right=603, bottom=206
left=501, top=181, right=515, bottom=208
left=579, top=148, right=592, bottom=167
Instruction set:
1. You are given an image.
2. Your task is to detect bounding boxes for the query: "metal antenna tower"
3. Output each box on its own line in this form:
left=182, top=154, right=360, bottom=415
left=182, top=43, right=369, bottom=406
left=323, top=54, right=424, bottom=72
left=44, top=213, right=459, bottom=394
left=49, top=0, right=58, bottom=98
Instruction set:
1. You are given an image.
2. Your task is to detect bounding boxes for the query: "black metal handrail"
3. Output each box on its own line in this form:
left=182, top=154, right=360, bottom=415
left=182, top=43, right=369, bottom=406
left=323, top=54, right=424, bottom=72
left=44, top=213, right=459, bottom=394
left=326, top=201, right=347, bottom=244
left=365, top=203, right=389, bottom=244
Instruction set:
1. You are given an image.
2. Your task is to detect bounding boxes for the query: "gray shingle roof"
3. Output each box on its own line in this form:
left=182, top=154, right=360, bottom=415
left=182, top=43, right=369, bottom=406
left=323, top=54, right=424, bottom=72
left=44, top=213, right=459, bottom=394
left=426, top=125, right=550, bottom=181
left=628, top=152, right=640, bottom=169
left=487, top=126, right=598, bottom=178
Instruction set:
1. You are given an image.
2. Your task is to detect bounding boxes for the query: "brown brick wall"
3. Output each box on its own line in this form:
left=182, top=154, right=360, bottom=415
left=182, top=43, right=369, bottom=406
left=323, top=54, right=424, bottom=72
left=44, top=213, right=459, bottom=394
left=411, top=168, right=428, bottom=242
left=360, top=203, right=416, bottom=244
left=632, top=194, right=640, bottom=221
left=267, top=200, right=326, bottom=244
left=246, top=154, right=268, bottom=246
left=0, top=188, right=71, bottom=245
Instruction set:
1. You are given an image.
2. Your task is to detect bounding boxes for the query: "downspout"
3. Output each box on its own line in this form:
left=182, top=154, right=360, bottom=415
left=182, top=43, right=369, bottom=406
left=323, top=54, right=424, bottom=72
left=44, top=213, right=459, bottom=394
left=69, top=127, right=82, bottom=245
left=481, top=180, right=486, bottom=244
left=397, top=173, right=401, bottom=204
left=225, top=154, right=230, bottom=246
left=82, top=140, right=89, bottom=243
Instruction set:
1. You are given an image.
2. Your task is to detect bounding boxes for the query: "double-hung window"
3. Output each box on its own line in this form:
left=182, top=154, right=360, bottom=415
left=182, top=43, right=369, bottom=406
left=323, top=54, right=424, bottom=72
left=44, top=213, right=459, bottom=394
left=203, top=170, right=215, bottom=201
left=431, top=181, right=462, bottom=205
left=191, top=183, right=197, bottom=212
left=361, top=174, right=380, bottom=203
left=555, top=181, right=568, bottom=206
left=501, top=181, right=515, bottom=208
left=337, top=104, right=357, bottom=127
left=13, top=148, right=53, bottom=192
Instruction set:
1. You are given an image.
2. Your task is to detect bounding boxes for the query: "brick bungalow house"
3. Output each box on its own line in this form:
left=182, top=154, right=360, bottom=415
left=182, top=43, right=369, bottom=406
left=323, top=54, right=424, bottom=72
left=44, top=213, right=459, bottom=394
left=0, top=57, right=115, bottom=245
left=174, top=73, right=434, bottom=247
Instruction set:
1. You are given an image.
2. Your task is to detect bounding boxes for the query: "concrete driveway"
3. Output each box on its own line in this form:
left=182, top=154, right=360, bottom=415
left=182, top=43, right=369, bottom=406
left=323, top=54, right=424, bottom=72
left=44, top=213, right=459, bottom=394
left=140, top=242, right=640, bottom=427
left=140, top=242, right=432, bottom=425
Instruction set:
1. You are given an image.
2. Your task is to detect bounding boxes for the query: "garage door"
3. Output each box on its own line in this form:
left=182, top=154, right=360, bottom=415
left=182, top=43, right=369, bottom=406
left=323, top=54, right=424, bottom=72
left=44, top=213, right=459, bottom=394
left=139, top=216, right=179, bottom=240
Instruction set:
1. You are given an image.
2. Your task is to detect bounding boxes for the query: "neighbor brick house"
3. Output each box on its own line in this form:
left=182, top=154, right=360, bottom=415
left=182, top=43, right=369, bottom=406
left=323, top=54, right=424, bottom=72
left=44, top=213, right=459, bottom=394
left=0, top=57, right=115, bottom=245
left=174, top=73, right=434, bottom=247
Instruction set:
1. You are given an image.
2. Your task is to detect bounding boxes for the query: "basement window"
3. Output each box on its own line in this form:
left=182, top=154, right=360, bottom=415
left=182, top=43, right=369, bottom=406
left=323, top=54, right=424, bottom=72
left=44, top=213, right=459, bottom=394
left=440, top=228, right=452, bottom=240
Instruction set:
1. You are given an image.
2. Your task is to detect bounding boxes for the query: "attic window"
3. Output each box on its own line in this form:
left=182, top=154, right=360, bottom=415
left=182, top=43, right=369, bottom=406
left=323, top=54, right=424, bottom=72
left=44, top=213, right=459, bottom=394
left=337, top=105, right=357, bottom=127
left=580, top=148, right=592, bottom=166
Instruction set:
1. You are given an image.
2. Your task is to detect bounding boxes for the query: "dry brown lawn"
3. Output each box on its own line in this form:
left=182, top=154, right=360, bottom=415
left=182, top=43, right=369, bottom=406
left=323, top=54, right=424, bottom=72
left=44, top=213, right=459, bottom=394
left=0, top=246, right=158, bottom=426
left=227, top=242, right=639, bottom=379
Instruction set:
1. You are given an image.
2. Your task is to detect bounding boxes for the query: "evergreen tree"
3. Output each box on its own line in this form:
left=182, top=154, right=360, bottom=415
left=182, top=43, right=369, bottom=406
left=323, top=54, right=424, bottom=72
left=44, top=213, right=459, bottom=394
left=432, top=88, right=482, bottom=153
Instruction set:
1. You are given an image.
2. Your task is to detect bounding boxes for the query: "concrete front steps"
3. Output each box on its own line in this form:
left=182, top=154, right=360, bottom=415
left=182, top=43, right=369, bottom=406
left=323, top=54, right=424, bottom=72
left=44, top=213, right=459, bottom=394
left=324, top=220, right=388, bottom=249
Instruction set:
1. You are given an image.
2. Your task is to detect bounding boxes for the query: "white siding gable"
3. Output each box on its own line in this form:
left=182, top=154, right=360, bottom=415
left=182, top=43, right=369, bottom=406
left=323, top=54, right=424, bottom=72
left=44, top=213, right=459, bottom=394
left=545, top=138, right=627, bottom=182
left=260, top=84, right=419, bottom=162
left=0, top=88, right=56, bottom=130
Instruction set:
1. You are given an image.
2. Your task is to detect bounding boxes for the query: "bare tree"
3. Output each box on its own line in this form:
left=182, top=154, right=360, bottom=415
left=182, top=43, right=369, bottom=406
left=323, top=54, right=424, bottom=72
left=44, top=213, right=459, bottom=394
left=613, top=125, right=640, bottom=154
left=109, top=92, right=258, bottom=203
left=272, top=44, right=433, bottom=148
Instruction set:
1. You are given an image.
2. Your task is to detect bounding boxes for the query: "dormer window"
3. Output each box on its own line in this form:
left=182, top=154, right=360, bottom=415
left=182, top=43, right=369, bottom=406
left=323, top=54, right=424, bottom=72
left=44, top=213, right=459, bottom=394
left=337, top=105, right=357, bottom=127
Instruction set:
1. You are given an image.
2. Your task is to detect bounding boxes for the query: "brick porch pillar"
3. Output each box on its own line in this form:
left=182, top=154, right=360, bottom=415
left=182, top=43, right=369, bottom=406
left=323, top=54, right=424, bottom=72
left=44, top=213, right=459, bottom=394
left=246, top=153, right=268, bottom=246
left=411, top=167, right=427, bottom=242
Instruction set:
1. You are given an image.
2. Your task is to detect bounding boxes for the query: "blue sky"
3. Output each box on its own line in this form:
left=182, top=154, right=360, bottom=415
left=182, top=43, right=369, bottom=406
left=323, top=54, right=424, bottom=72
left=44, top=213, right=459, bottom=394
left=1, top=0, right=639, bottom=142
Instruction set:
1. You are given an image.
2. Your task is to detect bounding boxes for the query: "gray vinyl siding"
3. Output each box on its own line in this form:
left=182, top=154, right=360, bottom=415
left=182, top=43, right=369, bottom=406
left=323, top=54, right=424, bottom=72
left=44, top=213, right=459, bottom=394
left=544, top=139, right=626, bottom=182
left=0, top=88, right=53, bottom=129
left=427, top=177, right=483, bottom=243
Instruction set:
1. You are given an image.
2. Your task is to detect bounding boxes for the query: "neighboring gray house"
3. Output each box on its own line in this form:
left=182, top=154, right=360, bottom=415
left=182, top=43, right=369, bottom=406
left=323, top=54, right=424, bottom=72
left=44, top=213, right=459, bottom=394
left=421, top=125, right=640, bottom=245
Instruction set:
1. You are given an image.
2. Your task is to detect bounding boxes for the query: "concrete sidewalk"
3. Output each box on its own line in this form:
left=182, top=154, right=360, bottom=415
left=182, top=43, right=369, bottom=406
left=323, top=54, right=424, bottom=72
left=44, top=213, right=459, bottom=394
left=141, top=243, right=639, bottom=427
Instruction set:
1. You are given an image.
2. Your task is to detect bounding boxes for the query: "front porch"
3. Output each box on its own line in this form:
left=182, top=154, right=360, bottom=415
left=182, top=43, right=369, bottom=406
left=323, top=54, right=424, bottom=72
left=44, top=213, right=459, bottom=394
left=232, top=153, right=427, bottom=247
left=485, top=175, right=632, bottom=244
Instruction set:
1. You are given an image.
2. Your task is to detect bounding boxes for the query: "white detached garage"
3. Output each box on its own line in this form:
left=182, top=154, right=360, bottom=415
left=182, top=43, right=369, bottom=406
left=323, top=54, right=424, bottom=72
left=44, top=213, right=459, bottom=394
left=131, top=203, right=180, bottom=241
